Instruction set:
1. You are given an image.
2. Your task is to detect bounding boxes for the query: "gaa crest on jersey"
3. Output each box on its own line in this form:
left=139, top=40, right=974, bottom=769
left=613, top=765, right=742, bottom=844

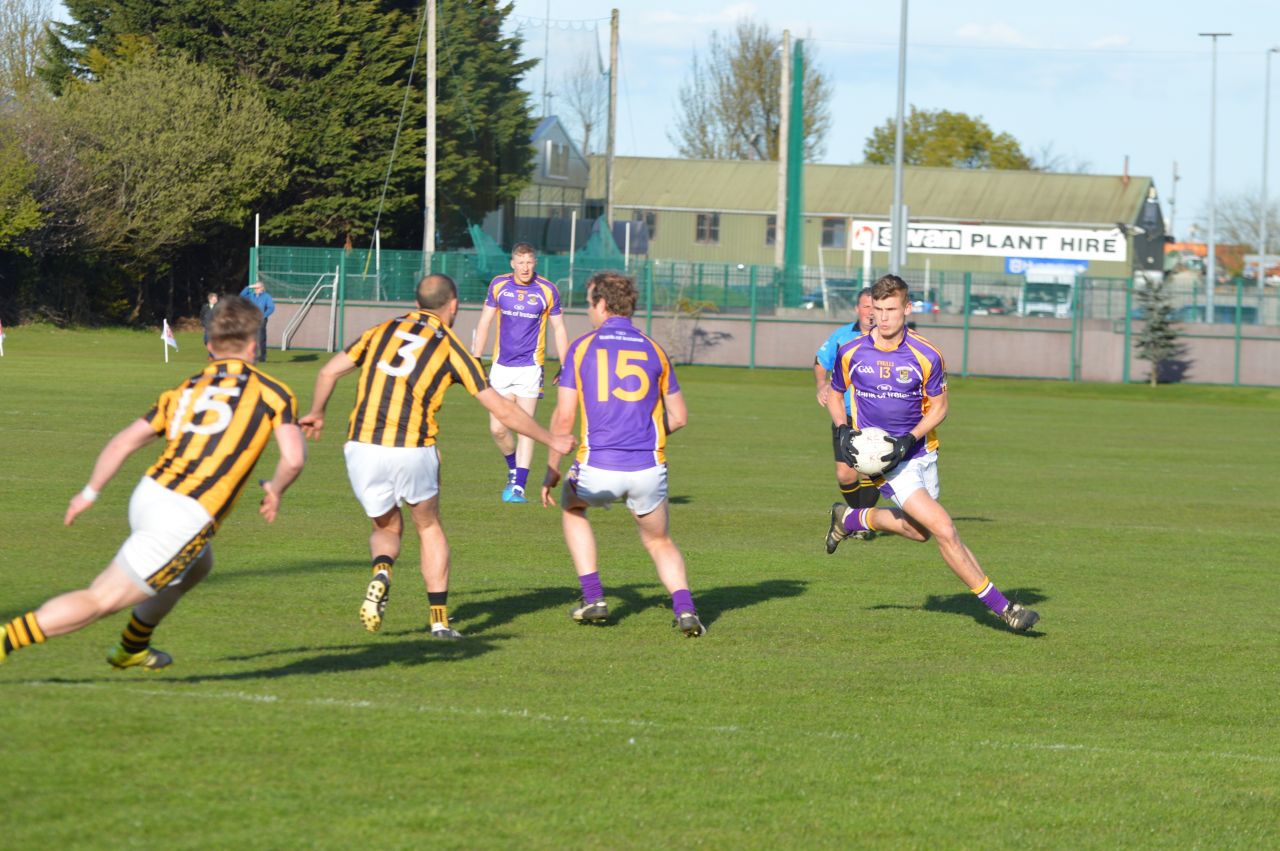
left=896, top=366, right=913, bottom=384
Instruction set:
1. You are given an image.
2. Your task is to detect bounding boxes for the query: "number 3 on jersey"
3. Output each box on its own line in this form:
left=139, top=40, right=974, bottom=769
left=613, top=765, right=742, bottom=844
left=596, top=348, right=650, bottom=402
left=378, top=330, right=429, bottom=377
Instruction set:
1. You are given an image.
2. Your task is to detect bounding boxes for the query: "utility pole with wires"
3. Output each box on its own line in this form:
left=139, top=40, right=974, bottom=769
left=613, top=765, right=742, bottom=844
left=423, top=0, right=437, bottom=265
left=605, top=8, right=618, bottom=228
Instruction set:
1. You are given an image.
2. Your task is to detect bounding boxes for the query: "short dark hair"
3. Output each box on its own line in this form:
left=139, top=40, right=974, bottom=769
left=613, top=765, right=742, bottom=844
left=857, top=287, right=873, bottom=301
left=511, top=242, right=536, bottom=258
left=587, top=271, right=637, bottom=317
left=416, top=273, right=458, bottom=309
left=209, top=295, right=262, bottom=351
left=871, top=274, right=909, bottom=303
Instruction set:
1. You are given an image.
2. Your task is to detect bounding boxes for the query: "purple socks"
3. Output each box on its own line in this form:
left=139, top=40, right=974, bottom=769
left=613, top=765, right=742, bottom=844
left=579, top=571, right=604, bottom=604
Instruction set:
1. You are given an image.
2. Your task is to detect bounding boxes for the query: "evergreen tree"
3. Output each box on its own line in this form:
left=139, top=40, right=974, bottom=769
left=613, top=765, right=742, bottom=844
left=42, top=0, right=536, bottom=249
left=1133, top=276, right=1184, bottom=386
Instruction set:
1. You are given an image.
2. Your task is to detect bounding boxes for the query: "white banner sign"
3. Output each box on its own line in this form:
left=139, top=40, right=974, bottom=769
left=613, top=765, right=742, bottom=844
left=850, top=220, right=1127, bottom=263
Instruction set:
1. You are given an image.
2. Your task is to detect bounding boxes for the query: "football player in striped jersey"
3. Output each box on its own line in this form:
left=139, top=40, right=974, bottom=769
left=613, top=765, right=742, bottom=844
left=301, top=274, right=575, bottom=638
left=1, top=296, right=307, bottom=669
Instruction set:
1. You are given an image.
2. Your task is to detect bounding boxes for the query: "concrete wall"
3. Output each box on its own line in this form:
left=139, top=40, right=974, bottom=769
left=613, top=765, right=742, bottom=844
left=270, top=300, right=1280, bottom=387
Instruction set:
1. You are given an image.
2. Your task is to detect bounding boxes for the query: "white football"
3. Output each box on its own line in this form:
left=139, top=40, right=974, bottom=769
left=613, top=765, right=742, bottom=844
left=848, top=427, right=893, bottom=476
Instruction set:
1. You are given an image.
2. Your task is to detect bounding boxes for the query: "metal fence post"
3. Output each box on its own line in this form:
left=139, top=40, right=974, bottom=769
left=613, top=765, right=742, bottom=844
left=961, top=272, right=971, bottom=377
left=249, top=245, right=258, bottom=289
left=749, top=265, right=758, bottom=369
left=1122, top=278, right=1133, bottom=384
left=1234, top=278, right=1244, bottom=385
left=644, top=261, right=654, bottom=336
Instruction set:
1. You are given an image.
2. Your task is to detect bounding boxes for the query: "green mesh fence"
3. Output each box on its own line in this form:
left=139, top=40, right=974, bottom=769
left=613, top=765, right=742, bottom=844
left=250, top=245, right=1280, bottom=326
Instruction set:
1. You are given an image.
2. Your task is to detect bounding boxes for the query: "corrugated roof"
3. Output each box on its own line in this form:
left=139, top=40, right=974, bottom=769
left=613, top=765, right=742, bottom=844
left=585, top=156, right=1153, bottom=227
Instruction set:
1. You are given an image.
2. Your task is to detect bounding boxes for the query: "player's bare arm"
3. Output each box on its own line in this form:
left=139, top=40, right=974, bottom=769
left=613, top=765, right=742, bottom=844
left=540, top=385, right=579, bottom=506
left=549, top=312, right=570, bottom=363
left=64, top=418, right=159, bottom=526
left=476, top=387, right=575, bottom=456
left=471, top=304, right=497, bottom=358
left=813, top=360, right=832, bottom=406
left=662, top=389, right=688, bottom=435
left=300, top=351, right=358, bottom=439
left=825, top=386, right=850, bottom=429
left=259, top=422, right=307, bottom=523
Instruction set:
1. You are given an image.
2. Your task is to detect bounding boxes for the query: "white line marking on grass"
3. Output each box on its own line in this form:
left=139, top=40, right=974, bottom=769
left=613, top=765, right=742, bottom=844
left=20, top=681, right=1279, bottom=765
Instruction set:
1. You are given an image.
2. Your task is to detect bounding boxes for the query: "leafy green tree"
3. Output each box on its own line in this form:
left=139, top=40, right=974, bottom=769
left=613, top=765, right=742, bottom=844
left=671, top=18, right=830, bottom=161
left=1133, top=277, right=1184, bottom=386
left=43, top=0, right=536, bottom=249
left=23, top=51, right=288, bottom=318
left=863, top=106, right=1032, bottom=170
left=0, top=127, right=43, bottom=252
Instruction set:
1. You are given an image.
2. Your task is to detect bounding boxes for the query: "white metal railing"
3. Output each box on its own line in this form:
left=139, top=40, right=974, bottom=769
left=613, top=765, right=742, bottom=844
left=281, top=265, right=339, bottom=352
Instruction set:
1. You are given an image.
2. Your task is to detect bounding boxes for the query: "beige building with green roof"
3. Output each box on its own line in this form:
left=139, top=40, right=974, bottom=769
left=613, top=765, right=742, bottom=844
left=585, top=156, right=1165, bottom=280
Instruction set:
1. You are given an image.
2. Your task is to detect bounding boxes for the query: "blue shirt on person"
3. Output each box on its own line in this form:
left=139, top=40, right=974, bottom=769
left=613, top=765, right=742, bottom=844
left=240, top=285, right=275, bottom=319
left=815, top=322, right=865, bottom=416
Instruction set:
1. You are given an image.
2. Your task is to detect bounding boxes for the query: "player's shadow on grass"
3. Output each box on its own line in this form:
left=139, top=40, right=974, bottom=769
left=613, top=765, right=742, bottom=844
left=166, top=634, right=505, bottom=681
left=205, top=559, right=359, bottom=583
left=869, top=587, right=1047, bottom=635
left=951, top=516, right=994, bottom=523
left=447, top=586, right=581, bottom=635
left=604, top=578, right=807, bottom=629
left=448, top=577, right=806, bottom=633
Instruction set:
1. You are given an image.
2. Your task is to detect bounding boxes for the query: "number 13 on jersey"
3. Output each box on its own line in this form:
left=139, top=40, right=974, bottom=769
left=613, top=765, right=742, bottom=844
left=595, top=348, right=650, bottom=402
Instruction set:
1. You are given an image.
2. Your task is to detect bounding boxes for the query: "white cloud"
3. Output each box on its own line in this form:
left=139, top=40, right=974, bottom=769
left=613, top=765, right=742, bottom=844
left=1088, top=34, right=1131, bottom=49
left=954, top=22, right=1035, bottom=47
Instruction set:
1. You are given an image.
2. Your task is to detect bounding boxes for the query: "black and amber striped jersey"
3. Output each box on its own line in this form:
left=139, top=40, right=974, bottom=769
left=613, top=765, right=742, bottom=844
left=344, top=309, right=488, bottom=448
left=143, top=359, right=297, bottom=527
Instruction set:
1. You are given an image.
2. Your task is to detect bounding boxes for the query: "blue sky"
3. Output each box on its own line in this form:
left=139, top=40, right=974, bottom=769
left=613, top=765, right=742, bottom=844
left=507, top=1, right=1280, bottom=240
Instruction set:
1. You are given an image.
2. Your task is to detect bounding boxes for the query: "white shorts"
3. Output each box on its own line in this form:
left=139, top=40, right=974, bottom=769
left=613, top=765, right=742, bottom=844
left=564, top=462, right=668, bottom=516
left=114, top=476, right=215, bottom=596
left=878, top=450, right=940, bottom=509
left=344, top=441, right=440, bottom=517
left=488, top=363, right=544, bottom=399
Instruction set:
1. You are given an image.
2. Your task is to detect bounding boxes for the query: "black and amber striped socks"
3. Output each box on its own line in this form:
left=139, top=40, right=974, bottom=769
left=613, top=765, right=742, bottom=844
left=119, top=613, right=157, bottom=654
left=3, top=612, right=46, bottom=658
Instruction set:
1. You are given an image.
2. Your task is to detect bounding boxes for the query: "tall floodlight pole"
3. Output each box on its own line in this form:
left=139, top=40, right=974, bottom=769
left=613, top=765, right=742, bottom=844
left=782, top=40, right=806, bottom=303
left=423, top=0, right=437, bottom=263
left=1200, top=32, right=1231, bottom=321
left=775, top=31, right=791, bottom=269
left=604, top=9, right=619, bottom=228
left=1261, top=47, right=1279, bottom=293
left=1169, top=161, right=1179, bottom=239
left=889, top=0, right=909, bottom=275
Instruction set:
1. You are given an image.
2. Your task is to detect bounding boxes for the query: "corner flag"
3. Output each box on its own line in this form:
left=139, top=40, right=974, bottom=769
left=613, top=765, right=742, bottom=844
left=162, top=319, right=178, bottom=362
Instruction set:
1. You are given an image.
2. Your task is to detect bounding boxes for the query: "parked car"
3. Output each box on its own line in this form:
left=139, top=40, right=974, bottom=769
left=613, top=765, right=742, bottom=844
left=967, top=294, right=1009, bottom=315
left=910, top=298, right=944, bottom=314
left=1129, top=304, right=1259, bottom=325
left=1172, top=304, right=1259, bottom=325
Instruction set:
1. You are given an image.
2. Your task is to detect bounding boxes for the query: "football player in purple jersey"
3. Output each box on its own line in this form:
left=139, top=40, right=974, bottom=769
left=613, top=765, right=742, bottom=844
left=472, top=243, right=569, bottom=504
left=540, top=271, right=704, bottom=637
left=824, top=275, right=1040, bottom=632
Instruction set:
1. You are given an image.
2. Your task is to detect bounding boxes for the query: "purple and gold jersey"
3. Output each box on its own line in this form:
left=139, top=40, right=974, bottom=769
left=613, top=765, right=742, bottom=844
left=144, top=360, right=296, bottom=527
left=484, top=274, right=562, bottom=367
left=561, top=316, right=679, bottom=472
left=830, top=329, right=947, bottom=460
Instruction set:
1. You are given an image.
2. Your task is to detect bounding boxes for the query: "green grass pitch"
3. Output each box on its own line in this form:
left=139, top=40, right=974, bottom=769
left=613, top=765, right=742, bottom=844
left=1, top=325, right=1276, bottom=848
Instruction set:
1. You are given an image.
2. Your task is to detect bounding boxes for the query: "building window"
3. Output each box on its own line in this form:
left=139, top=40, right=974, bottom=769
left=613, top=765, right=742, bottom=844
left=822, top=217, right=847, bottom=249
left=545, top=141, right=569, bottom=178
left=632, top=209, right=657, bottom=239
left=765, top=215, right=777, bottom=246
left=696, top=212, right=720, bottom=245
